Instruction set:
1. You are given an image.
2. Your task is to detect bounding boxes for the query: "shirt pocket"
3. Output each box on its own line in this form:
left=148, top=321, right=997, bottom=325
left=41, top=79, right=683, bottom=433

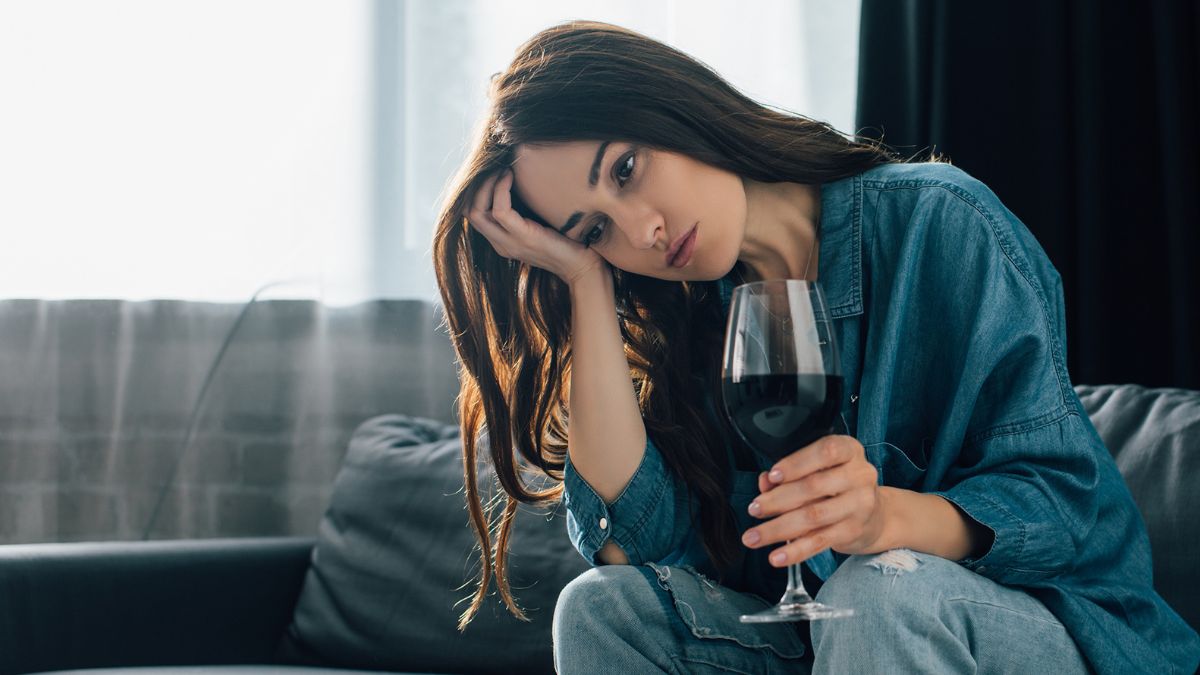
left=863, top=440, right=928, bottom=488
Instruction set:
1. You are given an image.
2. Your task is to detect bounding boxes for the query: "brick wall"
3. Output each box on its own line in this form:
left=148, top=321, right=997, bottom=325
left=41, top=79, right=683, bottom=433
left=0, top=298, right=460, bottom=544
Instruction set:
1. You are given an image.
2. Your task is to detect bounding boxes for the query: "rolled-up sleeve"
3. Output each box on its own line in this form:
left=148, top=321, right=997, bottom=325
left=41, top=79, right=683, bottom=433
left=930, top=409, right=1102, bottom=586
left=562, top=434, right=694, bottom=565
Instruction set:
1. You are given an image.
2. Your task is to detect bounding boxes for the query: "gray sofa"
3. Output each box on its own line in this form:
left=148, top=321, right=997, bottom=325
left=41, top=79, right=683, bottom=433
left=0, top=298, right=1197, bottom=674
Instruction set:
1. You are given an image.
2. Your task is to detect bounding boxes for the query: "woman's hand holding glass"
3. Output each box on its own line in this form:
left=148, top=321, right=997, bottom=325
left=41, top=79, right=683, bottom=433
left=465, top=168, right=606, bottom=285
left=742, top=435, right=890, bottom=567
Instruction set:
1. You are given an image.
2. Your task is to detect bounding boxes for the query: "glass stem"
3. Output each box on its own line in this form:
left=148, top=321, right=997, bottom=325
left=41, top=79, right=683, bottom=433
left=779, top=550, right=814, bottom=606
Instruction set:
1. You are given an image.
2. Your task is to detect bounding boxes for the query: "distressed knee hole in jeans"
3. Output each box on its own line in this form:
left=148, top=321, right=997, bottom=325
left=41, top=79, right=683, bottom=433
left=867, top=548, right=923, bottom=575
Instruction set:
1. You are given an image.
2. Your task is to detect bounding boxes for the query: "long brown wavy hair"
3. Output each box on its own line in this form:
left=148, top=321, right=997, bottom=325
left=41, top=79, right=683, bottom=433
left=432, top=19, right=930, bottom=630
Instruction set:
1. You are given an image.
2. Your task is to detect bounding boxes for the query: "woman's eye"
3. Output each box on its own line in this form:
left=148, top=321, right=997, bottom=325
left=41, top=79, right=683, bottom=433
left=615, top=151, right=635, bottom=187
left=583, top=220, right=607, bottom=246
left=583, top=150, right=635, bottom=247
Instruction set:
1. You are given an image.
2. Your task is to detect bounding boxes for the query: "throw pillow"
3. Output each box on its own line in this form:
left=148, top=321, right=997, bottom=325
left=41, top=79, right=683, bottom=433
left=276, top=414, right=589, bottom=674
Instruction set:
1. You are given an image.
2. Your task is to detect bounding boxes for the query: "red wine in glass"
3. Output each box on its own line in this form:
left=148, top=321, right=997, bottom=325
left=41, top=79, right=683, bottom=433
left=721, top=373, right=844, bottom=463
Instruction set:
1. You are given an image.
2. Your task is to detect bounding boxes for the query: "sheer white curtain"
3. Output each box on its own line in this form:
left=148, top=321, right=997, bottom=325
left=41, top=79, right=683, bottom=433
left=0, top=1, right=373, bottom=305
left=0, top=0, right=861, bottom=305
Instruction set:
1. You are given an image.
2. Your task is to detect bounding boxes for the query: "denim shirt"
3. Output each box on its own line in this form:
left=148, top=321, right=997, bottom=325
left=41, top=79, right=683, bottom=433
left=561, top=161, right=1200, bottom=673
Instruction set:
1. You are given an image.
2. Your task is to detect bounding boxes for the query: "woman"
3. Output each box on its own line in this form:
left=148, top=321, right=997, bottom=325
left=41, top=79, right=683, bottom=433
left=431, top=19, right=1199, bottom=674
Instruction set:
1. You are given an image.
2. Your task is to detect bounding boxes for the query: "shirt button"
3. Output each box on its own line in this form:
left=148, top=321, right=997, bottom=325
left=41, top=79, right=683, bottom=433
left=599, top=517, right=608, bottom=530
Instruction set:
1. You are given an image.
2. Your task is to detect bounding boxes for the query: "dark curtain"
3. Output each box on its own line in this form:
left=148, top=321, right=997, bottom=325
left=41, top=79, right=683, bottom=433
left=855, top=1, right=1199, bottom=389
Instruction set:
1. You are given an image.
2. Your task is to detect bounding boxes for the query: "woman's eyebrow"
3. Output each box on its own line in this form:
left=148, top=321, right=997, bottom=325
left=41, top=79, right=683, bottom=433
left=558, top=140, right=611, bottom=236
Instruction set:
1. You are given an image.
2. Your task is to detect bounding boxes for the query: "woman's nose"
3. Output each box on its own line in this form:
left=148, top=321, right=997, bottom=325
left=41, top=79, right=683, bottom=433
left=641, top=222, right=664, bottom=249
left=621, top=215, right=664, bottom=250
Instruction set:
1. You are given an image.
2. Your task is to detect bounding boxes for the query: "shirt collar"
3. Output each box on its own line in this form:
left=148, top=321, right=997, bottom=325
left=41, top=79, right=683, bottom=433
left=717, top=172, right=864, bottom=318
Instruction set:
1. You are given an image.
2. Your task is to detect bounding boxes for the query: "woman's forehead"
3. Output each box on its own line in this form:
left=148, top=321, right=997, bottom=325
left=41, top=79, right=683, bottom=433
left=512, top=141, right=610, bottom=222
left=514, top=140, right=603, bottom=173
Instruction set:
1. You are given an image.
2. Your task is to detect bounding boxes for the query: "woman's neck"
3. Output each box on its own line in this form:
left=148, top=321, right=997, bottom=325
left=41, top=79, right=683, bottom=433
left=736, top=179, right=821, bottom=283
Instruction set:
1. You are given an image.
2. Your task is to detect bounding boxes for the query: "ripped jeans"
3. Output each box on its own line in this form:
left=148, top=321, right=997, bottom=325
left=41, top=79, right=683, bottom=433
left=551, top=549, right=1092, bottom=674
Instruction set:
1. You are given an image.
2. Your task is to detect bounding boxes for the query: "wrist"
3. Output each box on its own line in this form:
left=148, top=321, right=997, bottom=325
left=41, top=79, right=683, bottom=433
left=875, top=487, right=986, bottom=562
left=565, top=257, right=610, bottom=291
left=873, top=486, right=908, bottom=552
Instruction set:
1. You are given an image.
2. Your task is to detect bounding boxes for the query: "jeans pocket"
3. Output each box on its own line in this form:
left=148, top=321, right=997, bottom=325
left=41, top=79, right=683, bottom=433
left=644, top=562, right=808, bottom=666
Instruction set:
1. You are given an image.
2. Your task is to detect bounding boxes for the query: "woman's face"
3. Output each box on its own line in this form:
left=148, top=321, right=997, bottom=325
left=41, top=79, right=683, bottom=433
left=511, top=140, right=747, bottom=280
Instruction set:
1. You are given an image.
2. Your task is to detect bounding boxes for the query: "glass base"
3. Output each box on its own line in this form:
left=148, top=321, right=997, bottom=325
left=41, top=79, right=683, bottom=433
left=740, top=600, right=855, bottom=623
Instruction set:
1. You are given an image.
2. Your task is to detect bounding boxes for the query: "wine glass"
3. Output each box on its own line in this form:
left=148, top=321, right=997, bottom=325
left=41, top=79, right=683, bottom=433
left=720, top=279, right=854, bottom=622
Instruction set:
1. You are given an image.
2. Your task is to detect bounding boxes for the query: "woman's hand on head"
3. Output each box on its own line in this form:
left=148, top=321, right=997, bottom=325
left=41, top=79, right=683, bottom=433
left=742, top=435, right=889, bottom=567
left=465, top=168, right=606, bottom=286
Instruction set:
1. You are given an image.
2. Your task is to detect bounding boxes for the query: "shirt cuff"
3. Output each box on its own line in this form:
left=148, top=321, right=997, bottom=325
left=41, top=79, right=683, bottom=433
left=929, top=485, right=1056, bottom=585
left=562, top=434, right=688, bottom=565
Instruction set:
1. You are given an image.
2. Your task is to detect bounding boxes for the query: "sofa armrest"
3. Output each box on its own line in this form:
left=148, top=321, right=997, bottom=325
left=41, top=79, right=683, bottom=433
left=0, top=536, right=315, bottom=674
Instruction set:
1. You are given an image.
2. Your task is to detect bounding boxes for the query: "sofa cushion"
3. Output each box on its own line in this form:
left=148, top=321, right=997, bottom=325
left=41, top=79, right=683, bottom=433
left=1074, top=383, right=1200, bottom=633
left=276, top=415, right=588, bottom=675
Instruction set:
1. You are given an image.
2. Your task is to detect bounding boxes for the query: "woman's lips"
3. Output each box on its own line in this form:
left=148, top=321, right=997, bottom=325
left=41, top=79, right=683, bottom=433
left=668, top=224, right=698, bottom=268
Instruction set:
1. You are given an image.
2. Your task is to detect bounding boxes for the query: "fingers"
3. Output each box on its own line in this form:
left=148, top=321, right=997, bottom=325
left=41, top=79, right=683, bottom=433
left=470, top=171, right=501, bottom=219
left=468, top=168, right=516, bottom=230
left=764, top=519, right=859, bottom=567
left=491, top=168, right=514, bottom=217
left=750, top=461, right=875, bottom=519
left=464, top=171, right=514, bottom=255
left=742, top=489, right=865, bottom=550
left=767, top=435, right=864, bottom=486
left=467, top=169, right=526, bottom=229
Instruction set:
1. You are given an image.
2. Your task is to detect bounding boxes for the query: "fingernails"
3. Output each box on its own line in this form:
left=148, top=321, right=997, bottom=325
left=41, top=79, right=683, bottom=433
left=768, top=469, right=784, bottom=483
left=770, top=551, right=787, bottom=565
left=742, top=530, right=760, bottom=546
left=748, top=500, right=762, bottom=517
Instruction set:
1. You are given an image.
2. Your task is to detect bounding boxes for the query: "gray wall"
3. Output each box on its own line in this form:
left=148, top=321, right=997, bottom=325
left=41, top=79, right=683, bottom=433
left=0, top=298, right=461, bottom=544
